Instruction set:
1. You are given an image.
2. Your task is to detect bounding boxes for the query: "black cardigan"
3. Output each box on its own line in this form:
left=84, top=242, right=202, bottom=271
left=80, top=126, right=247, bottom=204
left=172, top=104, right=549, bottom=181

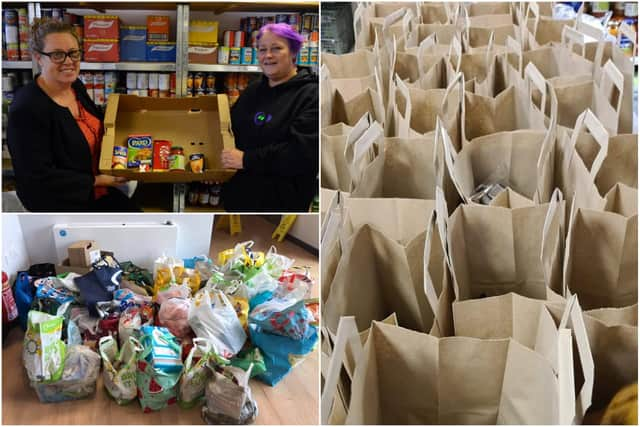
left=7, top=77, right=103, bottom=212
left=221, top=68, right=319, bottom=212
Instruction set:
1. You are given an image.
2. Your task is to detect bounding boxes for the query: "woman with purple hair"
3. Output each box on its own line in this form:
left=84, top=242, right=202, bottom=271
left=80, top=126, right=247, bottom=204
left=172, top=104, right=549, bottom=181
left=220, top=23, right=318, bottom=212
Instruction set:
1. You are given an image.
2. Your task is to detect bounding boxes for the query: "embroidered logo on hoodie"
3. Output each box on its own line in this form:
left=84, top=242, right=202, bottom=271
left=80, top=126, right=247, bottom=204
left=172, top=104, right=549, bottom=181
left=253, top=111, right=272, bottom=126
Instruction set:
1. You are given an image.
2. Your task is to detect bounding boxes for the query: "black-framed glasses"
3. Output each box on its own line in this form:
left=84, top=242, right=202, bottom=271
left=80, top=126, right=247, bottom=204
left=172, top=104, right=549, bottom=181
left=36, top=49, right=82, bottom=63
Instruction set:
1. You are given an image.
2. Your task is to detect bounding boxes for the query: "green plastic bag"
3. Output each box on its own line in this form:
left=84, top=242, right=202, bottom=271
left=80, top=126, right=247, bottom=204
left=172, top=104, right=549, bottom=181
left=230, top=347, right=267, bottom=378
left=22, top=310, right=66, bottom=383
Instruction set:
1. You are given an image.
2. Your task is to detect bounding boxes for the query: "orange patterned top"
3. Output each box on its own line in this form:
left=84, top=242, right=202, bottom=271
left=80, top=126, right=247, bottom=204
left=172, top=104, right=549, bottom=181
left=74, top=94, right=107, bottom=200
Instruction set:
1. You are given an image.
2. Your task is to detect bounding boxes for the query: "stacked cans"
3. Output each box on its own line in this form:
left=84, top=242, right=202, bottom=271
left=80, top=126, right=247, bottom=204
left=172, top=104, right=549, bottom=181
left=186, top=72, right=216, bottom=97
left=126, top=72, right=175, bottom=97
left=3, top=10, right=19, bottom=61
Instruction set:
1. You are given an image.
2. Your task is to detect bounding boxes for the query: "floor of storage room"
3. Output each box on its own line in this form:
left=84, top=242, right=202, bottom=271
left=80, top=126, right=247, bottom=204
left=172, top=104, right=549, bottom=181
left=2, top=215, right=319, bottom=425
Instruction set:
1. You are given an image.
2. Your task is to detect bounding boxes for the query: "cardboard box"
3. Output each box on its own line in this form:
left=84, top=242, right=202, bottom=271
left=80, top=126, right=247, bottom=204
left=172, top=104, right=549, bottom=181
left=189, top=20, right=219, bottom=45
left=99, top=94, right=236, bottom=183
left=188, top=44, right=218, bottom=64
left=147, top=16, right=170, bottom=41
left=68, top=240, right=101, bottom=267
left=57, top=251, right=114, bottom=276
left=146, top=42, right=176, bottom=62
left=120, top=26, right=147, bottom=61
left=84, top=15, right=119, bottom=40
left=84, top=39, right=119, bottom=62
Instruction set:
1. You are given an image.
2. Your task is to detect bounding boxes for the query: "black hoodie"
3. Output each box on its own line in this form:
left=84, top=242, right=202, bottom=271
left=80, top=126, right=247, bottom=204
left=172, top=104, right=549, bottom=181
left=222, top=67, right=318, bottom=212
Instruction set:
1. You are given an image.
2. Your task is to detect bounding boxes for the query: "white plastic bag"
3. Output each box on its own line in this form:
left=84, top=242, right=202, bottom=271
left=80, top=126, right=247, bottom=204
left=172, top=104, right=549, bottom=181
left=263, top=246, right=295, bottom=278
left=188, top=289, right=247, bottom=359
left=100, top=335, right=143, bottom=405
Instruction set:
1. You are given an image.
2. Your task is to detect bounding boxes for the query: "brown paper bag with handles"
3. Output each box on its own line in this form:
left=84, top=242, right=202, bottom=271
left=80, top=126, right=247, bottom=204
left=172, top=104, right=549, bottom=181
left=567, top=19, right=635, bottom=134
left=574, top=132, right=637, bottom=198
left=440, top=76, right=556, bottom=205
left=321, top=123, right=353, bottom=192
left=452, top=292, right=595, bottom=423
left=320, top=195, right=436, bottom=303
left=353, top=3, right=410, bottom=51
left=423, top=188, right=566, bottom=337
left=322, top=50, right=378, bottom=79
left=344, top=321, right=576, bottom=424
left=323, top=200, right=441, bottom=335
left=504, top=34, right=594, bottom=84
left=331, top=86, right=385, bottom=127
left=562, top=185, right=638, bottom=311
left=525, top=2, right=574, bottom=49
left=583, top=305, right=638, bottom=409
left=321, top=314, right=399, bottom=425
left=551, top=60, right=624, bottom=135
left=418, top=2, right=452, bottom=24
left=461, top=61, right=555, bottom=146
left=555, top=109, right=619, bottom=213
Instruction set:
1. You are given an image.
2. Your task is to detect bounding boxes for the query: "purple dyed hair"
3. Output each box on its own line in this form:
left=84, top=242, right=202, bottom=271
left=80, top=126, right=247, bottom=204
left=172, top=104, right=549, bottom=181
left=257, top=23, right=304, bottom=57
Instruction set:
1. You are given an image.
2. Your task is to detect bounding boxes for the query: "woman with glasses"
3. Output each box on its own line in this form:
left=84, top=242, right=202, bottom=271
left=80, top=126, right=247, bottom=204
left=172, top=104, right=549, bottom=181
left=220, top=23, right=318, bottom=212
left=7, top=18, right=140, bottom=212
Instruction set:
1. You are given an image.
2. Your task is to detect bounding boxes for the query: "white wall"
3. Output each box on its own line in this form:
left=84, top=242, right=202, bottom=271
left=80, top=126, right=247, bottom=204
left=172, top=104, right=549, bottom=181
left=1, top=214, right=31, bottom=281
left=17, top=214, right=213, bottom=268
left=287, top=214, right=319, bottom=249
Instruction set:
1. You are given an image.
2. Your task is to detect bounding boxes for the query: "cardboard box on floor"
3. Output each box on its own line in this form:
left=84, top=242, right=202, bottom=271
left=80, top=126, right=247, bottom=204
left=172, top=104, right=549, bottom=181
left=57, top=251, right=115, bottom=275
left=99, top=94, right=236, bottom=183
left=68, top=240, right=101, bottom=267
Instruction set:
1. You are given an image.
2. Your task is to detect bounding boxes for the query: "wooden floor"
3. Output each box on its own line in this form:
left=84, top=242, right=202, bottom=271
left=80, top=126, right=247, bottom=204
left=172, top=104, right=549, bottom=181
left=2, top=215, right=319, bottom=425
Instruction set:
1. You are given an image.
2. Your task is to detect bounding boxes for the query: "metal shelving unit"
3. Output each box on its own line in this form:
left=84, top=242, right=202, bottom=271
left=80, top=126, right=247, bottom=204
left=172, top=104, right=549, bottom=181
left=188, top=64, right=262, bottom=73
left=78, top=62, right=177, bottom=72
left=1, top=61, right=33, bottom=69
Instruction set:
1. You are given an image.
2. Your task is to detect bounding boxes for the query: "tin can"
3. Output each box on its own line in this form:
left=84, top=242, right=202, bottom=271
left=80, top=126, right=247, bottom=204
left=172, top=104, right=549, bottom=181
left=126, top=72, right=137, bottom=89
left=4, top=10, right=19, bottom=60
left=289, top=13, right=301, bottom=30
left=218, top=46, right=230, bottom=64
left=112, top=145, right=128, bottom=169
left=195, top=88, right=206, bottom=97
left=189, top=153, right=204, bottom=173
left=104, top=71, right=117, bottom=97
left=234, top=30, right=245, bottom=47
left=169, top=73, right=176, bottom=97
left=138, top=89, right=148, bottom=97
left=149, top=89, right=159, bottom=97
left=169, top=146, right=185, bottom=171
left=127, top=89, right=140, bottom=96
left=148, top=72, right=159, bottom=90
left=276, top=14, right=289, bottom=24
left=136, top=72, right=148, bottom=90
left=153, top=140, right=171, bottom=170
left=159, top=73, right=171, bottom=90
left=248, top=17, right=257, bottom=31
left=159, top=89, right=170, bottom=98
left=298, top=47, right=309, bottom=65
left=223, top=30, right=234, bottom=47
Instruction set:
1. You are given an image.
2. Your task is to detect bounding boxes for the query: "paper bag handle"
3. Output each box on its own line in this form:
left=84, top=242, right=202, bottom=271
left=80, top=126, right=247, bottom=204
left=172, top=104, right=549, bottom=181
left=320, top=316, right=361, bottom=425
left=524, top=62, right=548, bottom=118
left=440, top=71, right=464, bottom=124
left=416, top=33, right=437, bottom=77
left=600, top=59, right=625, bottom=118
left=562, top=109, right=610, bottom=181
left=423, top=187, right=452, bottom=317
left=393, top=74, right=412, bottom=138
left=448, top=35, right=463, bottom=73
left=353, top=4, right=368, bottom=49
left=506, top=36, right=524, bottom=75
left=540, top=189, right=564, bottom=289
left=558, top=295, right=595, bottom=423
left=437, top=117, right=467, bottom=203
left=561, top=25, right=588, bottom=58
left=345, top=116, right=384, bottom=187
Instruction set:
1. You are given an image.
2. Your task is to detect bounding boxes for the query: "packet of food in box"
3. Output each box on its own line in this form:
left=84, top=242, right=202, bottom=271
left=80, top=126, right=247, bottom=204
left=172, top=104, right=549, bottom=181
left=127, top=134, right=153, bottom=169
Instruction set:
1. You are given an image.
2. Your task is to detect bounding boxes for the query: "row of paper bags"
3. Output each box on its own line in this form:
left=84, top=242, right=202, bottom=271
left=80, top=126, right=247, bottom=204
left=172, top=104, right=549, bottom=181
left=319, top=1, right=637, bottom=424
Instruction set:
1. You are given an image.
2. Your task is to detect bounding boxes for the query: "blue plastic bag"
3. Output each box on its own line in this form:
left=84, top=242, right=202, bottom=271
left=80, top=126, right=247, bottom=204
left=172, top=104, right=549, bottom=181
left=14, top=272, right=34, bottom=331
left=249, top=323, right=318, bottom=386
